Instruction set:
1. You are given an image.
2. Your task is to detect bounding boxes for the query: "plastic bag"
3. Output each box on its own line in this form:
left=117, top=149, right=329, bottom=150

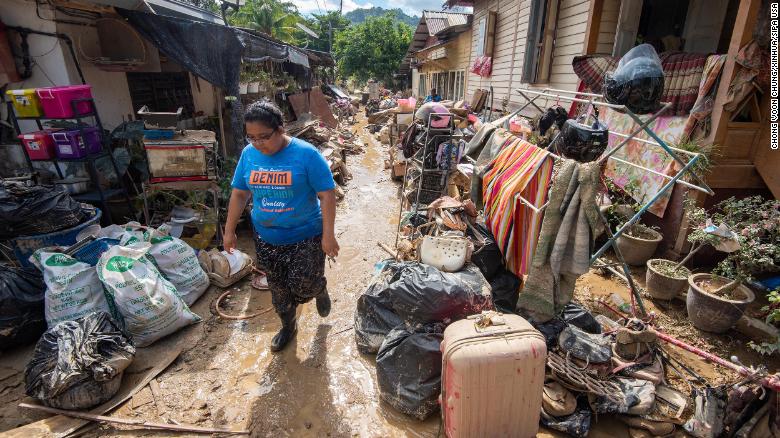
left=31, top=249, right=113, bottom=328
left=0, top=183, right=87, bottom=239
left=541, top=397, right=593, bottom=438
left=376, top=323, right=444, bottom=420
left=354, top=265, right=404, bottom=354
left=384, top=262, right=492, bottom=325
left=0, top=265, right=46, bottom=350
left=562, top=303, right=601, bottom=334
left=604, top=44, right=664, bottom=114
left=466, top=223, right=503, bottom=280
left=97, top=243, right=200, bottom=347
left=143, top=230, right=210, bottom=306
left=489, top=270, right=521, bottom=313
left=24, top=312, right=135, bottom=410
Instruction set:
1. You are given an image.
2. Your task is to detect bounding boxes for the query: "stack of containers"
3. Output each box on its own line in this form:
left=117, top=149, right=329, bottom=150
left=6, top=85, right=102, bottom=160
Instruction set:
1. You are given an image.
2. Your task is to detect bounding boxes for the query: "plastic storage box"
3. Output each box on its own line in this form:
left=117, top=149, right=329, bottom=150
left=11, top=208, right=102, bottom=269
left=36, top=85, right=93, bottom=118
left=6, top=89, right=44, bottom=118
left=52, top=127, right=102, bottom=159
left=18, top=129, right=60, bottom=160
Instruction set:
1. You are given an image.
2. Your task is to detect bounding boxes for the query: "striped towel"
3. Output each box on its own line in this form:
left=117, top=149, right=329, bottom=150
left=483, top=140, right=553, bottom=277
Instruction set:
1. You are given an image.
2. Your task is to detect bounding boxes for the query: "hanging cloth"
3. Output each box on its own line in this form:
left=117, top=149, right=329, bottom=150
left=517, top=160, right=603, bottom=323
left=482, top=140, right=553, bottom=277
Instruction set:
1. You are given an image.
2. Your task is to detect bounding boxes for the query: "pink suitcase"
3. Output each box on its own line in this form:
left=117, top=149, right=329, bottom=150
left=441, top=313, right=547, bottom=438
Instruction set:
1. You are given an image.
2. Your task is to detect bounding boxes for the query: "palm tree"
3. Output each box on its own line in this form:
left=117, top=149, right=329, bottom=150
left=230, top=0, right=302, bottom=43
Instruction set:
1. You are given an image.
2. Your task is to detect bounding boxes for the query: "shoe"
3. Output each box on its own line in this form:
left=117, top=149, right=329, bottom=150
left=270, top=308, right=297, bottom=352
left=315, top=291, right=331, bottom=317
left=542, top=381, right=577, bottom=417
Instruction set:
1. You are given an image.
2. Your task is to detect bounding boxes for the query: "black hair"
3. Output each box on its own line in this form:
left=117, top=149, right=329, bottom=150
left=244, top=100, right=284, bottom=130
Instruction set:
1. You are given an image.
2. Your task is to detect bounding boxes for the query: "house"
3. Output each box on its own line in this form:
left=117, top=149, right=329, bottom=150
left=399, top=11, right=473, bottom=101
left=445, top=0, right=775, bottom=251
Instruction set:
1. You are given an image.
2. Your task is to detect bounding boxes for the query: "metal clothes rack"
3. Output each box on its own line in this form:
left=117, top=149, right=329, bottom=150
left=510, top=87, right=715, bottom=316
left=394, top=113, right=464, bottom=247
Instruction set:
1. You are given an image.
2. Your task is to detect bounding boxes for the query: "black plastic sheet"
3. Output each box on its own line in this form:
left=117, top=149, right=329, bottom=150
left=376, top=323, right=444, bottom=420
left=0, top=183, right=86, bottom=239
left=0, top=265, right=46, bottom=350
left=466, top=222, right=503, bottom=281
left=489, top=270, right=521, bottom=313
left=541, top=397, right=593, bottom=438
left=25, top=312, right=136, bottom=410
left=384, top=262, right=492, bottom=325
left=354, top=267, right=404, bottom=354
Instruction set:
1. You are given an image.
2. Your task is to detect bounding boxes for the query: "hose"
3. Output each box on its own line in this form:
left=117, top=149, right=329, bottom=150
left=214, top=288, right=272, bottom=320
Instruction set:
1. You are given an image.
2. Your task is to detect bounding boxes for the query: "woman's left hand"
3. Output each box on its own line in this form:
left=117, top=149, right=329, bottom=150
left=322, top=234, right=340, bottom=258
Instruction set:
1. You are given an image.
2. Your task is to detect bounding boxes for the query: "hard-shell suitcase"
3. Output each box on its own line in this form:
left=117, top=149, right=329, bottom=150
left=441, top=313, right=547, bottom=438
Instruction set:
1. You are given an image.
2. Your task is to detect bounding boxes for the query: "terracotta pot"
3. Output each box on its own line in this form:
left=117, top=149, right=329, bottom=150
left=615, top=226, right=662, bottom=266
left=686, top=273, right=755, bottom=333
left=645, top=259, right=690, bottom=300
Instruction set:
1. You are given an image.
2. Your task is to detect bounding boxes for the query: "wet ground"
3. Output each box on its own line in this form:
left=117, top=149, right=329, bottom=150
left=0, top=114, right=778, bottom=437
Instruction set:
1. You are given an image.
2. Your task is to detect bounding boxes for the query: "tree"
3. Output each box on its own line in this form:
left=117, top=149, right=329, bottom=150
left=343, top=7, right=419, bottom=27
left=332, top=13, right=413, bottom=85
left=301, top=12, right=352, bottom=52
left=229, top=0, right=303, bottom=44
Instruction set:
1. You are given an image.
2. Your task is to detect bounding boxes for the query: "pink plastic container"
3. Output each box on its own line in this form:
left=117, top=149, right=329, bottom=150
left=36, top=85, right=93, bottom=118
left=52, top=127, right=102, bottom=159
left=18, top=129, right=60, bottom=160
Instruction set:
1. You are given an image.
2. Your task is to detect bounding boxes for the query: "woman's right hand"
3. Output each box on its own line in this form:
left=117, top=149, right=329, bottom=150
left=223, top=230, right=238, bottom=253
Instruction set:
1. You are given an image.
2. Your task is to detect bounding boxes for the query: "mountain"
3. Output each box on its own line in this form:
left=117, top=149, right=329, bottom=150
left=344, top=7, right=420, bottom=27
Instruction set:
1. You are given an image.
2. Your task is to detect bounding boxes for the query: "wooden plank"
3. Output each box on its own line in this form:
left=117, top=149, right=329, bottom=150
left=558, top=0, right=591, bottom=20
left=3, top=344, right=184, bottom=438
left=706, top=164, right=767, bottom=189
left=287, top=89, right=338, bottom=128
left=557, top=17, right=589, bottom=35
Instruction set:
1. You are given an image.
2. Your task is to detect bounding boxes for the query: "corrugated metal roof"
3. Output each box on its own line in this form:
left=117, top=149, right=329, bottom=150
left=422, top=11, right=471, bottom=36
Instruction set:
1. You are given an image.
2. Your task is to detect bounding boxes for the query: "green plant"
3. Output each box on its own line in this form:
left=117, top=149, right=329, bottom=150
left=749, top=289, right=780, bottom=355
left=674, top=140, right=720, bottom=180
left=685, top=196, right=780, bottom=297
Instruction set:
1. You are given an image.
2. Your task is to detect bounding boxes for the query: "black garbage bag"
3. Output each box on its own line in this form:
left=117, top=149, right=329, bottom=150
left=355, top=264, right=404, bottom=354
left=541, top=397, right=593, bottom=438
left=386, top=262, right=492, bottom=325
left=0, top=183, right=87, bottom=239
left=531, top=317, right=568, bottom=349
left=489, top=269, right=521, bottom=313
left=465, top=222, right=503, bottom=281
left=25, top=312, right=135, bottom=410
left=562, top=303, right=601, bottom=334
left=0, top=265, right=46, bottom=350
left=376, top=323, right=444, bottom=420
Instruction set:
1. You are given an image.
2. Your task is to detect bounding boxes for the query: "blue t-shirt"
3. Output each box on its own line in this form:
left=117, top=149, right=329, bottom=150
left=231, top=137, right=336, bottom=245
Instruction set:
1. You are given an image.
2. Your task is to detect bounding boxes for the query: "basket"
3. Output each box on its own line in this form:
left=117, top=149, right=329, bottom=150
left=11, top=208, right=102, bottom=268
left=71, top=238, right=120, bottom=266
left=421, top=170, right=447, bottom=191
left=407, top=188, right=442, bottom=206
left=208, top=261, right=253, bottom=288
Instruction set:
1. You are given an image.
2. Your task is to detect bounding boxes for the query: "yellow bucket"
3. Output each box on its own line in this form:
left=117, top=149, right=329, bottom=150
left=6, top=89, right=44, bottom=118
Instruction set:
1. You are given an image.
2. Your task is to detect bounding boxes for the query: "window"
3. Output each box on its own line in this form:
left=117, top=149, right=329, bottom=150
left=127, top=72, right=194, bottom=117
left=419, top=74, right=427, bottom=98
left=521, top=0, right=559, bottom=84
left=475, top=12, right=497, bottom=58
left=427, top=70, right=466, bottom=101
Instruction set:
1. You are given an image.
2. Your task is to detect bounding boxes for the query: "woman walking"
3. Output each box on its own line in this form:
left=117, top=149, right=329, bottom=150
left=223, top=101, right=339, bottom=352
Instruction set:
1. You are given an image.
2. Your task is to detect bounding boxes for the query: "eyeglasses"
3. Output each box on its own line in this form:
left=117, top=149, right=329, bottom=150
left=246, top=131, right=276, bottom=143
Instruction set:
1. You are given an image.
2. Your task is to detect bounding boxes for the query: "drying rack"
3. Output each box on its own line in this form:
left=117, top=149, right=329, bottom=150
left=394, top=113, right=464, bottom=247
left=508, top=87, right=715, bottom=315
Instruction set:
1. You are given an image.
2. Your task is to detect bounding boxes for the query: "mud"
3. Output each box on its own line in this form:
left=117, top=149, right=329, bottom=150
left=0, top=114, right=777, bottom=437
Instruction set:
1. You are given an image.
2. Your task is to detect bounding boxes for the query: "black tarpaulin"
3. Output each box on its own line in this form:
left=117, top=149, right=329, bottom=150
left=117, top=9, right=312, bottom=153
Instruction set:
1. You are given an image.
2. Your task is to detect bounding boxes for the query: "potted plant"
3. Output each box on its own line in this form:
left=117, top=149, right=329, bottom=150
left=256, top=70, right=270, bottom=92
left=239, top=69, right=251, bottom=95
left=684, top=196, right=780, bottom=333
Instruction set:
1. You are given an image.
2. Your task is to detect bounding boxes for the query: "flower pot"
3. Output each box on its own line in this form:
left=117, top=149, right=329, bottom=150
left=239, top=82, right=248, bottom=95
left=686, top=273, right=755, bottom=333
left=615, top=225, right=662, bottom=266
left=248, top=82, right=260, bottom=93
left=646, top=259, right=690, bottom=300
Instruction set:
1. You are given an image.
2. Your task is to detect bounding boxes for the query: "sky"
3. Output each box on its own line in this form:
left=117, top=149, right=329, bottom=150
left=291, top=0, right=447, bottom=17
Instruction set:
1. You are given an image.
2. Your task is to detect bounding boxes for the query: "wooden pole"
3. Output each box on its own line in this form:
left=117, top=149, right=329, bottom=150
left=18, top=403, right=249, bottom=435
left=215, top=87, right=229, bottom=158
